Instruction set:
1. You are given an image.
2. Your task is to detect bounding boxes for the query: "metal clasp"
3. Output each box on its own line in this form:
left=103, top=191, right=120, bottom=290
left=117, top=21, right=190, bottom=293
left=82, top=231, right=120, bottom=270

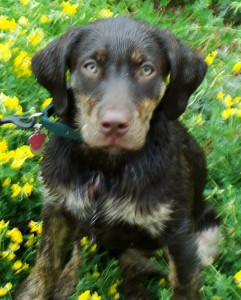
left=0, top=112, right=43, bottom=129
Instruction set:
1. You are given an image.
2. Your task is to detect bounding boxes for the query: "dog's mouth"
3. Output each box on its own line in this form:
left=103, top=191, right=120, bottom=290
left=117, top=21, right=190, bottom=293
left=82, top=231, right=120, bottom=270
left=96, top=134, right=144, bottom=152
left=101, top=133, right=128, bottom=148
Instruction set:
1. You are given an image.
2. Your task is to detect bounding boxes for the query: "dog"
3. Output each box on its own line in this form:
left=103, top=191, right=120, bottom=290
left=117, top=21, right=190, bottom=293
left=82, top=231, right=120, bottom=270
left=14, top=16, right=221, bottom=300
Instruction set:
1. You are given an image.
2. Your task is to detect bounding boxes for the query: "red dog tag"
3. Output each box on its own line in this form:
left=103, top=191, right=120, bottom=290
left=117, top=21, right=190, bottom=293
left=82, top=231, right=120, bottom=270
left=29, top=131, right=46, bottom=155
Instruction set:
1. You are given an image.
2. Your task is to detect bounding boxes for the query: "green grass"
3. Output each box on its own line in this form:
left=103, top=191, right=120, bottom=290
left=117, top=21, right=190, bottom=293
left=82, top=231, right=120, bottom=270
left=0, top=0, right=241, bottom=299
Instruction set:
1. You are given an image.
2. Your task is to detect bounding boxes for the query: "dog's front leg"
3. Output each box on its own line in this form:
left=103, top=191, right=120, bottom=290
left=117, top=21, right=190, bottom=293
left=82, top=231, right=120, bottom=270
left=14, top=204, right=74, bottom=300
left=166, top=225, right=201, bottom=300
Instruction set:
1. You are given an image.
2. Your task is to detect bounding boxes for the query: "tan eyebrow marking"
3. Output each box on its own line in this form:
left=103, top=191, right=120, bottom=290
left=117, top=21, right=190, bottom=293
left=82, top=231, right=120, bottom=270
left=95, top=49, right=107, bottom=62
left=131, top=50, right=143, bottom=64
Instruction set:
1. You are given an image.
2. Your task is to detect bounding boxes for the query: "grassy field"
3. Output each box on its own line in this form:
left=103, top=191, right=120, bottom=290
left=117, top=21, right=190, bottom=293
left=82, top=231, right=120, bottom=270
left=0, top=0, right=241, bottom=299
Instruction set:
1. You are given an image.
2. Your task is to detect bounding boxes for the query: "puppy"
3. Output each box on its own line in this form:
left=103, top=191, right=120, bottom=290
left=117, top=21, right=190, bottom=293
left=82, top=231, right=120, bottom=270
left=14, top=16, right=220, bottom=300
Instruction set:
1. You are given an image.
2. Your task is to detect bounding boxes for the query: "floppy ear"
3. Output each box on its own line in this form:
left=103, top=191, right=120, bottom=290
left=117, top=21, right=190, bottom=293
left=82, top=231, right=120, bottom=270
left=157, top=29, right=207, bottom=120
left=31, top=27, right=83, bottom=116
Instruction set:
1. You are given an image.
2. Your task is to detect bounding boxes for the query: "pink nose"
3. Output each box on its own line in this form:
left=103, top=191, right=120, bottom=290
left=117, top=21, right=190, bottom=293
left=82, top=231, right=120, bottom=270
left=100, top=110, right=130, bottom=136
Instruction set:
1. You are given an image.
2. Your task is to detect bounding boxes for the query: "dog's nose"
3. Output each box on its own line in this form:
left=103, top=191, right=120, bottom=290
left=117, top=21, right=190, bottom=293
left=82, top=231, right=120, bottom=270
left=100, top=110, right=130, bottom=136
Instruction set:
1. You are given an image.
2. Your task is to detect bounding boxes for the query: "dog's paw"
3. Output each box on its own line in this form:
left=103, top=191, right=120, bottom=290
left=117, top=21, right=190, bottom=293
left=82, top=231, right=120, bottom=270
left=196, top=225, right=222, bottom=266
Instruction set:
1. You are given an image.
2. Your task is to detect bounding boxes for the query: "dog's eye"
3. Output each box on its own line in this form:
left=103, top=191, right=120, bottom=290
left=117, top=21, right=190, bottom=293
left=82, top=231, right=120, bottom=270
left=141, top=65, right=153, bottom=77
left=84, top=61, right=98, bottom=74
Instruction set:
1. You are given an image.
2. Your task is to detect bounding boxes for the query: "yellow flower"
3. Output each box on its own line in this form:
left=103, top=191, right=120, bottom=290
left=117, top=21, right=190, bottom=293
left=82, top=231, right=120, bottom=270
left=1, top=251, right=9, bottom=259
left=210, top=50, right=217, bottom=57
left=234, top=270, right=241, bottom=288
left=222, top=108, right=237, bottom=120
left=205, top=54, right=213, bottom=66
left=6, top=227, right=23, bottom=244
left=109, top=283, right=118, bottom=295
left=1, top=251, right=16, bottom=261
left=98, top=8, right=113, bottom=18
left=92, top=292, right=101, bottom=300
left=0, top=288, right=7, bottom=297
left=205, top=50, right=217, bottom=66
left=92, top=271, right=100, bottom=278
left=28, top=29, right=44, bottom=46
left=18, top=16, right=28, bottom=26
left=0, top=43, right=12, bottom=61
left=15, top=262, right=29, bottom=274
left=17, top=145, right=34, bottom=159
left=11, top=183, right=22, bottom=198
left=0, top=140, right=8, bottom=152
left=109, top=280, right=121, bottom=297
left=80, top=236, right=89, bottom=247
left=41, top=97, right=52, bottom=110
left=223, top=94, right=233, bottom=108
left=62, top=1, right=79, bottom=16
left=0, top=152, right=12, bottom=165
left=40, top=15, right=50, bottom=24
left=0, top=16, right=18, bottom=31
left=28, top=220, right=42, bottom=235
left=21, top=0, right=29, bottom=5
left=195, top=113, right=204, bottom=126
left=22, top=183, right=33, bottom=196
left=12, top=260, right=23, bottom=271
left=236, top=110, right=241, bottom=118
left=0, top=220, right=9, bottom=231
left=0, top=283, right=12, bottom=297
left=212, top=297, right=222, bottom=300
left=78, top=290, right=91, bottom=300
left=234, top=96, right=241, bottom=103
left=232, top=62, right=241, bottom=74
left=90, top=243, right=97, bottom=253
left=24, top=234, right=35, bottom=247
left=159, top=277, right=167, bottom=286
left=2, top=177, right=11, bottom=187
left=10, top=158, right=26, bottom=169
left=4, top=95, right=19, bottom=110
left=11, top=145, right=34, bottom=169
left=234, top=270, right=241, bottom=283
left=8, top=243, right=20, bottom=252
left=14, top=51, right=32, bottom=77
left=216, top=92, right=225, bottom=100
left=6, top=252, right=16, bottom=261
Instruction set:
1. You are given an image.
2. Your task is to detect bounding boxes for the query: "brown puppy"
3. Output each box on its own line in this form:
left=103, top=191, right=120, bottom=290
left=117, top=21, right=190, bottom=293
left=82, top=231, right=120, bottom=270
left=14, top=16, right=220, bottom=300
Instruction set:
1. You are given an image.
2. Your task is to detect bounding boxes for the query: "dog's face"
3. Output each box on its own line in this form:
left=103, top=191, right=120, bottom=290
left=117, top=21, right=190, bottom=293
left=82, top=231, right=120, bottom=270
left=32, top=16, right=207, bottom=151
left=69, top=19, right=168, bottom=150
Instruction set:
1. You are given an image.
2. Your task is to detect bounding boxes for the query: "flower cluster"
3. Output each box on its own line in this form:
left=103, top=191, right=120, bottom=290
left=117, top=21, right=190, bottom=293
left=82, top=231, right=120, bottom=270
left=0, top=92, right=23, bottom=117
left=78, top=290, right=101, bottom=300
left=0, top=16, right=18, bottom=31
left=80, top=236, right=98, bottom=254
left=109, top=280, right=122, bottom=300
left=0, top=283, right=12, bottom=297
left=205, top=50, right=217, bottom=66
left=216, top=92, right=241, bottom=120
left=0, top=221, right=28, bottom=297
left=62, top=1, right=79, bottom=16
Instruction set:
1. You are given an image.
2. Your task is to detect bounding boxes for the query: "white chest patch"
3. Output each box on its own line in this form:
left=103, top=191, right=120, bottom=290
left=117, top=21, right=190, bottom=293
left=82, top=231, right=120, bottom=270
left=103, top=198, right=172, bottom=237
left=44, top=186, right=172, bottom=237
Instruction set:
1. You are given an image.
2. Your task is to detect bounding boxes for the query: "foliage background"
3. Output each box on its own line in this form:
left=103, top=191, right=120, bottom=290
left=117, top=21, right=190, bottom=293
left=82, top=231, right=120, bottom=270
left=0, top=0, right=241, bottom=299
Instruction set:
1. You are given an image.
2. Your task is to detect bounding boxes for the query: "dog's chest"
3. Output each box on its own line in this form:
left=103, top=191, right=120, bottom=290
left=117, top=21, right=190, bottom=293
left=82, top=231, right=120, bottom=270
left=63, top=186, right=172, bottom=242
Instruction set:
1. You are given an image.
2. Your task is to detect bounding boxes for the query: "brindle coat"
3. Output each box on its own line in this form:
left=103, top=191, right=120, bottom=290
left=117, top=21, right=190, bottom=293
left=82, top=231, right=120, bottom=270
left=14, top=16, right=220, bottom=300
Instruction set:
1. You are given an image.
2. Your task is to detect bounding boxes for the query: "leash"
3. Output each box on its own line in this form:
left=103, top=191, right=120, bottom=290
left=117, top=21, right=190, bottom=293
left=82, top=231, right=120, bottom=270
left=0, top=104, right=82, bottom=154
left=40, top=104, right=82, bottom=141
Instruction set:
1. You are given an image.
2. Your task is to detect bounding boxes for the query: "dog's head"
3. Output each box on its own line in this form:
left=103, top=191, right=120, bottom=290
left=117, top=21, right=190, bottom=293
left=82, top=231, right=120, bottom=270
left=32, top=16, right=207, bottom=151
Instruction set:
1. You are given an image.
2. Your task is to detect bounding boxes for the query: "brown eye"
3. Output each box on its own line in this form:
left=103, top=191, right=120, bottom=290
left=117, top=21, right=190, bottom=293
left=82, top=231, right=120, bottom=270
left=84, top=61, right=98, bottom=74
left=141, top=65, right=153, bottom=77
